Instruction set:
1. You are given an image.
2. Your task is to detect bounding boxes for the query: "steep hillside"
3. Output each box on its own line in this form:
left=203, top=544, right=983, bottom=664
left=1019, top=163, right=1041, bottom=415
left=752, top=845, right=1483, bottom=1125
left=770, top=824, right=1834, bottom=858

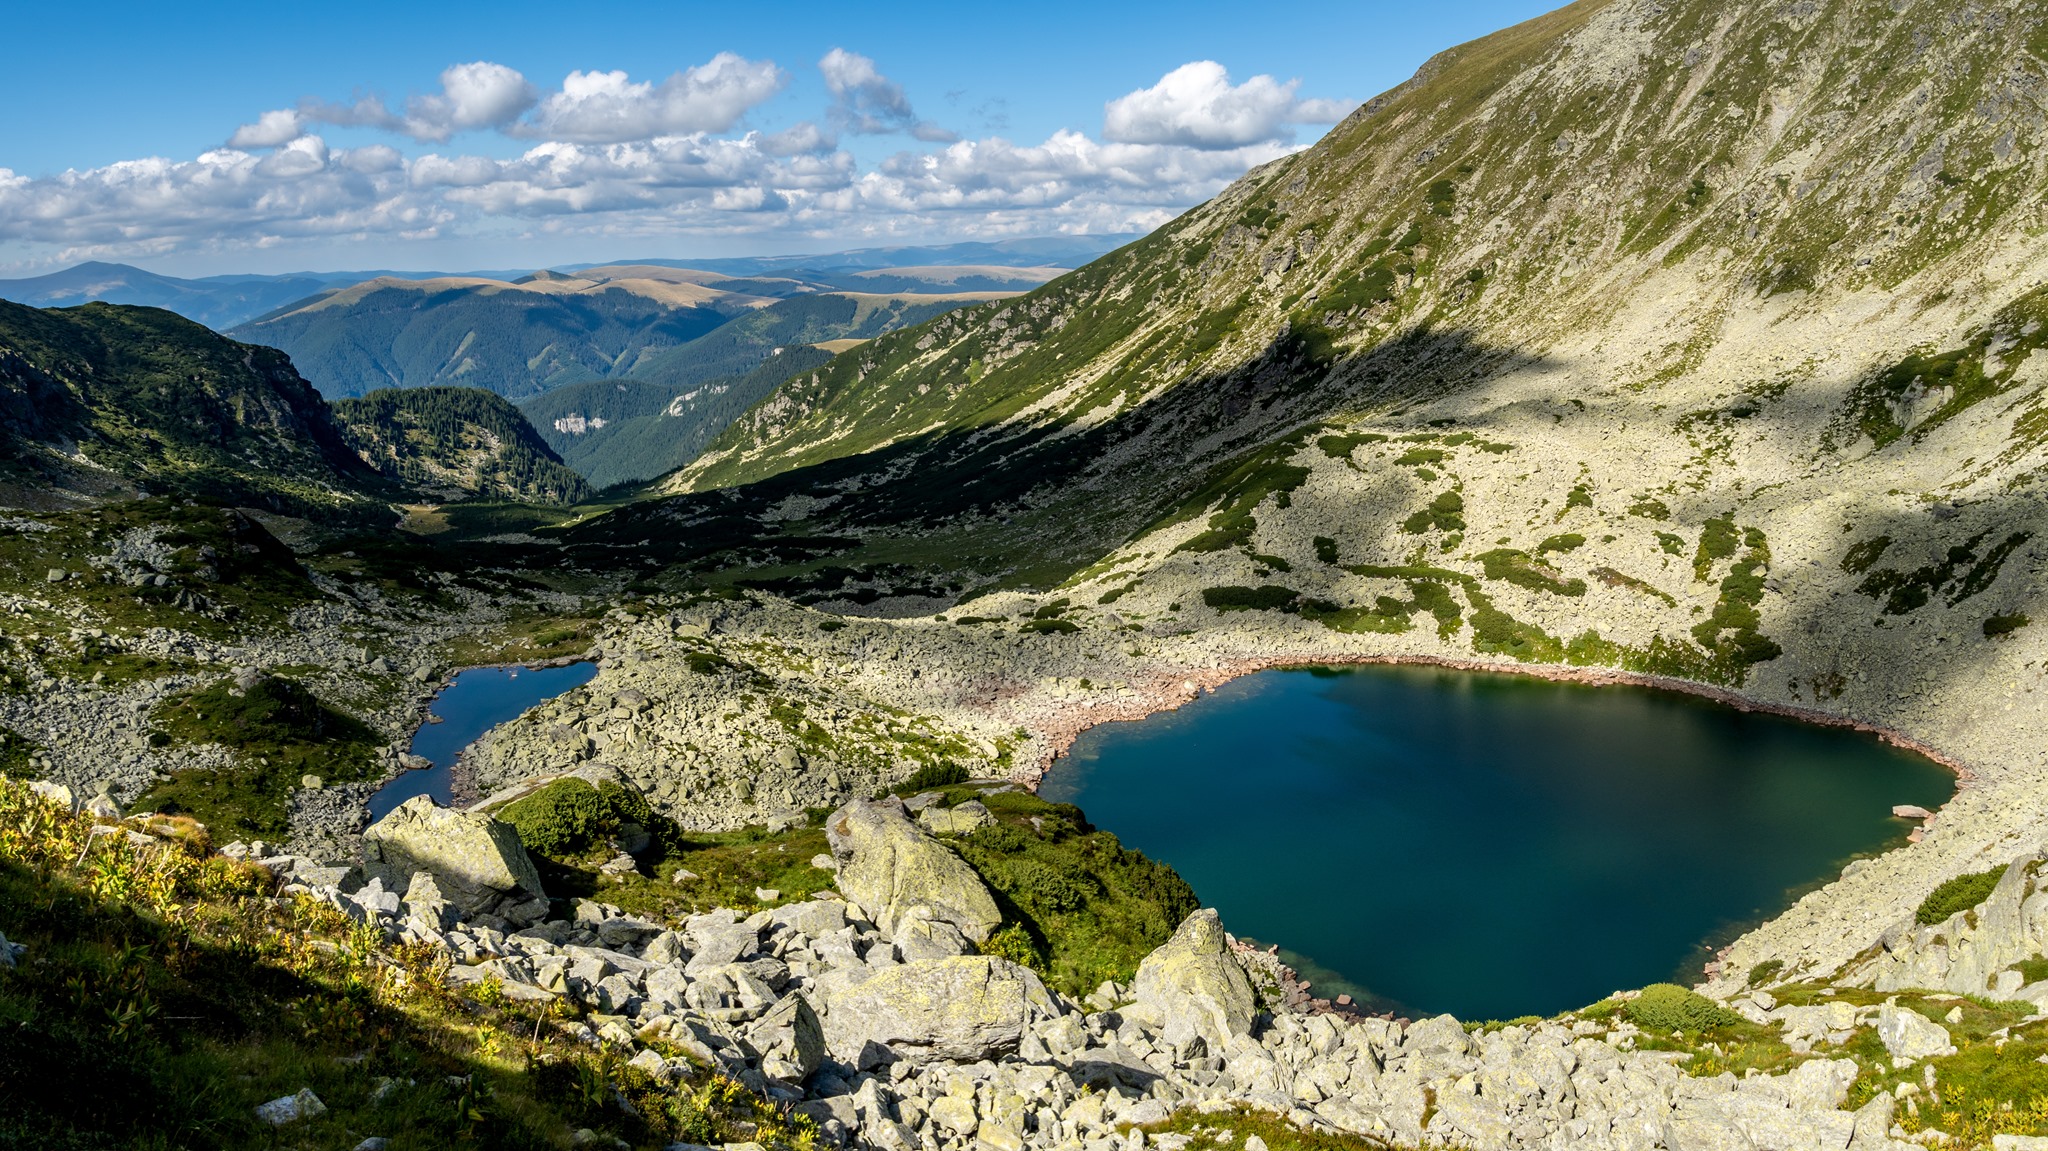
left=331, top=386, right=591, bottom=505
left=663, top=0, right=2048, bottom=592
left=228, top=270, right=776, bottom=399
left=521, top=346, right=834, bottom=490
left=522, top=292, right=1001, bottom=487
left=0, top=301, right=384, bottom=516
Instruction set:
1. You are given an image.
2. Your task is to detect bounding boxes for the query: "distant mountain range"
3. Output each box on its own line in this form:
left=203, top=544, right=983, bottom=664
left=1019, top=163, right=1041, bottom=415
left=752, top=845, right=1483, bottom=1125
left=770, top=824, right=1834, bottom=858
left=0, top=237, right=1136, bottom=493
left=0, top=238, right=1133, bottom=332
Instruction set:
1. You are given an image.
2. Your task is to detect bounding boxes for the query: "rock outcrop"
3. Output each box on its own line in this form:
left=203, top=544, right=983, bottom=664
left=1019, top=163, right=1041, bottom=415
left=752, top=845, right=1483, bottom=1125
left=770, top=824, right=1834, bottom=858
left=820, top=954, right=1058, bottom=1068
left=1130, top=909, right=1257, bottom=1051
left=1853, top=855, right=2048, bottom=1004
left=361, top=796, right=547, bottom=922
left=825, top=797, right=1001, bottom=944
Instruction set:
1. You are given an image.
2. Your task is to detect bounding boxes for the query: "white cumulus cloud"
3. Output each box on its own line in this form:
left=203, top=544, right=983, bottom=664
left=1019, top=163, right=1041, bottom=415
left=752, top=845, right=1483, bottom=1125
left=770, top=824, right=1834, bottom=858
left=1103, top=61, right=1355, bottom=149
left=296, top=61, right=536, bottom=143
left=1, top=52, right=1352, bottom=266
left=228, top=109, right=306, bottom=148
left=820, top=48, right=956, bottom=142
left=521, top=54, right=786, bottom=143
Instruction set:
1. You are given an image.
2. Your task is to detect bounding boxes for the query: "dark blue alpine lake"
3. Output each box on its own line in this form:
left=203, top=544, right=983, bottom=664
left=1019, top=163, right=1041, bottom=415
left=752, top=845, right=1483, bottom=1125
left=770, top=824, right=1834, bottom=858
left=367, top=661, right=596, bottom=822
left=1040, top=663, right=1953, bottom=1021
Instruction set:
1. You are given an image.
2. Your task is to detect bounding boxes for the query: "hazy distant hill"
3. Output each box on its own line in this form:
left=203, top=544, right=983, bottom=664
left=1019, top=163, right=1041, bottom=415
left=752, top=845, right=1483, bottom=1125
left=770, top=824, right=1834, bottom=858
left=562, top=235, right=1137, bottom=279
left=228, top=267, right=793, bottom=400
left=0, top=263, right=343, bottom=330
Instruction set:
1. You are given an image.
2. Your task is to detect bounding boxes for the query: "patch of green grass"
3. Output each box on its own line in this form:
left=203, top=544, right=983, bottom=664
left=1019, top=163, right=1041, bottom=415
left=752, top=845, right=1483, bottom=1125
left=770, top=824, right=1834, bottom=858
left=1021, top=618, right=1080, bottom=634
left=1402, top=490, right=1466, bottom=534
left=1467, top=588, right=1563, bottom=662
left=1919, top=866, right=2010, bottom=925
left=1313, top=536, right=1340, bottom=564
left=1478, top=548, right=1587, bottom=596
left=1841, top=535, right=1892, bottom=575
left=1630, top=498, right=1672, bottom=520
left=1857, top=531, right=2033, bottom=615
left=1538, top=532, right=1587, bottom=554
left=1316, top=433, right=1384, bottom=458
left=137, top=676, right=380, bottom=836
left=1693, top=514, right=1740, bottom=579
left=948, top=790, right=1199, bottom=996
left=1747, top=959, right=1785, bottom=987
left=0, top=778, right=821, bottom=1151
left=1131, top=1104, right=1389, bottom=1151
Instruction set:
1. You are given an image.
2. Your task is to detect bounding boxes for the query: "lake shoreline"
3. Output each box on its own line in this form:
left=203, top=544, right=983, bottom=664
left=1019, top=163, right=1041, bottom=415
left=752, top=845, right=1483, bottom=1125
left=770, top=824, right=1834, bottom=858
left=1019, top=651, right=1973, bottom=788
left=1022, top=649, right=1959, bottom=1014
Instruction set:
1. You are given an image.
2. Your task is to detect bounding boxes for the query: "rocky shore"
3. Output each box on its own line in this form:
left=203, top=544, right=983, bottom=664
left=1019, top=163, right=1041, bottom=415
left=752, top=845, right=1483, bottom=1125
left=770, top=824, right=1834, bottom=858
left=160, top=781, right=1983, bottom=1151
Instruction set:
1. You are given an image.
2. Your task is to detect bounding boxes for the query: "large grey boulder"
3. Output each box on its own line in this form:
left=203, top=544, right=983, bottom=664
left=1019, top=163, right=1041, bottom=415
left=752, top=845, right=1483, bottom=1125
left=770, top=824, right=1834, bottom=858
left=821, top=954, right=1058, bottom=1067
left=747, top=993, right=826, bottom=1081
left=362, top=796, right=546, bottom=921
left=1130, top=909, right=1257, bottom=1051
left=825, top=798, right=1000, bottom=944
left=1876, top=1003, right=1956, bottom=1062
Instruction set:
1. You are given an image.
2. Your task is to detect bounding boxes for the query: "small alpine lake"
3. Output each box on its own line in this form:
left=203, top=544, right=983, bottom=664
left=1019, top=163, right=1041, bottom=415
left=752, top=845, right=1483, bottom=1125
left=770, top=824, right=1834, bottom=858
left=367, top=661, right=597, bottom=822
left=1040, top=663, right=1953, bottom=1021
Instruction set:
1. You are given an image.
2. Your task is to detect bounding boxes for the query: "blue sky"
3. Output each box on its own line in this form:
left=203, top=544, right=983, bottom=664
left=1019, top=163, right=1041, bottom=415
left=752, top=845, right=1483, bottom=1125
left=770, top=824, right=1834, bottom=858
left=0, top=1, right=1559, bottom=275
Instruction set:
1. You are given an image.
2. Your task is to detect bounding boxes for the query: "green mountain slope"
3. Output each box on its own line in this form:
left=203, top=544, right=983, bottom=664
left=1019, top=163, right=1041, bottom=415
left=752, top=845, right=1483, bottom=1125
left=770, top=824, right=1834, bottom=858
left=519, top=292, right=997, bottom=488
left=663, top=0, right=2048, bottom=552
left=331, top=387, right=591, bottom=505
left=520, top=347, right=834, bottom=490
left=228, top=272, right=764, bottom=400
left=0, top=301, right=384, bottom=516
left=589, top=0, right=2048, bottom=696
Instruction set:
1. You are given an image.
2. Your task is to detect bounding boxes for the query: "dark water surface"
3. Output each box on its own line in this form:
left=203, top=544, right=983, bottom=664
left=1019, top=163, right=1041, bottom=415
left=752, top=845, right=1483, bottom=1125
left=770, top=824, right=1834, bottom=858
left=367, top=662, right=596, bottom=822
left=1040, top=664, right=1953, bottom=1021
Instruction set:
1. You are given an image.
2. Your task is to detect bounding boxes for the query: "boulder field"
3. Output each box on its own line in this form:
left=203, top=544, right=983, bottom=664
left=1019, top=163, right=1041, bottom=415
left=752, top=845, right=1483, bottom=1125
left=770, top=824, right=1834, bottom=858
left=198, top=780, right=2037, bottom=1151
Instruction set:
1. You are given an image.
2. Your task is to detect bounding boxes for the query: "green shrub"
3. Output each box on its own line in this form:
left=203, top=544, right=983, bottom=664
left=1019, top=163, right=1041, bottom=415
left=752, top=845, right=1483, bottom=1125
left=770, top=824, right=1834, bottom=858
left=684, top=651, right=731, bottom=675
left=1746, top=959, right=1785, bottom=988
left=1985, top=613, right=2031, bottom=639
left=982, top=923, right=1045, bottom=968
left=1918, top=866, right=2009, bottom=925
left=1202, top=585, right=1299, bottom=612
left=1403, top=491, right=1466, bottom=534
left=1313, top=536, right=1340, bottom=564
left=501, top=779, right=610, bottom=857
left=899, top=762, right=970, bottom=791
left=499, top=778, right=673, bottom=860
left=1022, top=618, right=1080, bottom=634
left=1013, top=860, right=1097, bottom=912
left=1625, top=983, right=1743, bottom=1033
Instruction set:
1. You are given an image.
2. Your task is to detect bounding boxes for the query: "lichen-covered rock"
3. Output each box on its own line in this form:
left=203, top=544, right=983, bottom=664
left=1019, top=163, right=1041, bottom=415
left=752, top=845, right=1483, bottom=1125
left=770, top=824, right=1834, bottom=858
left=1131, top=908, right=1256, bottom=1050
left=1877, top=1003, right=1956, bottom=1061
left=361, top=796, right=545, bottom=920
left=917, top=800, right=994, bottom=836
left=825, top=798, right=1000, bottom=944
left=821, top=954, right=1057, bottom=1067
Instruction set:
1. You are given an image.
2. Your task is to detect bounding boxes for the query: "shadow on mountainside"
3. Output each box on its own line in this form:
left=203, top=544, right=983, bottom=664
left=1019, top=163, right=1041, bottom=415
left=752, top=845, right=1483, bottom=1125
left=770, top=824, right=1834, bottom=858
left=563, top=324, right=1556, bottom=588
